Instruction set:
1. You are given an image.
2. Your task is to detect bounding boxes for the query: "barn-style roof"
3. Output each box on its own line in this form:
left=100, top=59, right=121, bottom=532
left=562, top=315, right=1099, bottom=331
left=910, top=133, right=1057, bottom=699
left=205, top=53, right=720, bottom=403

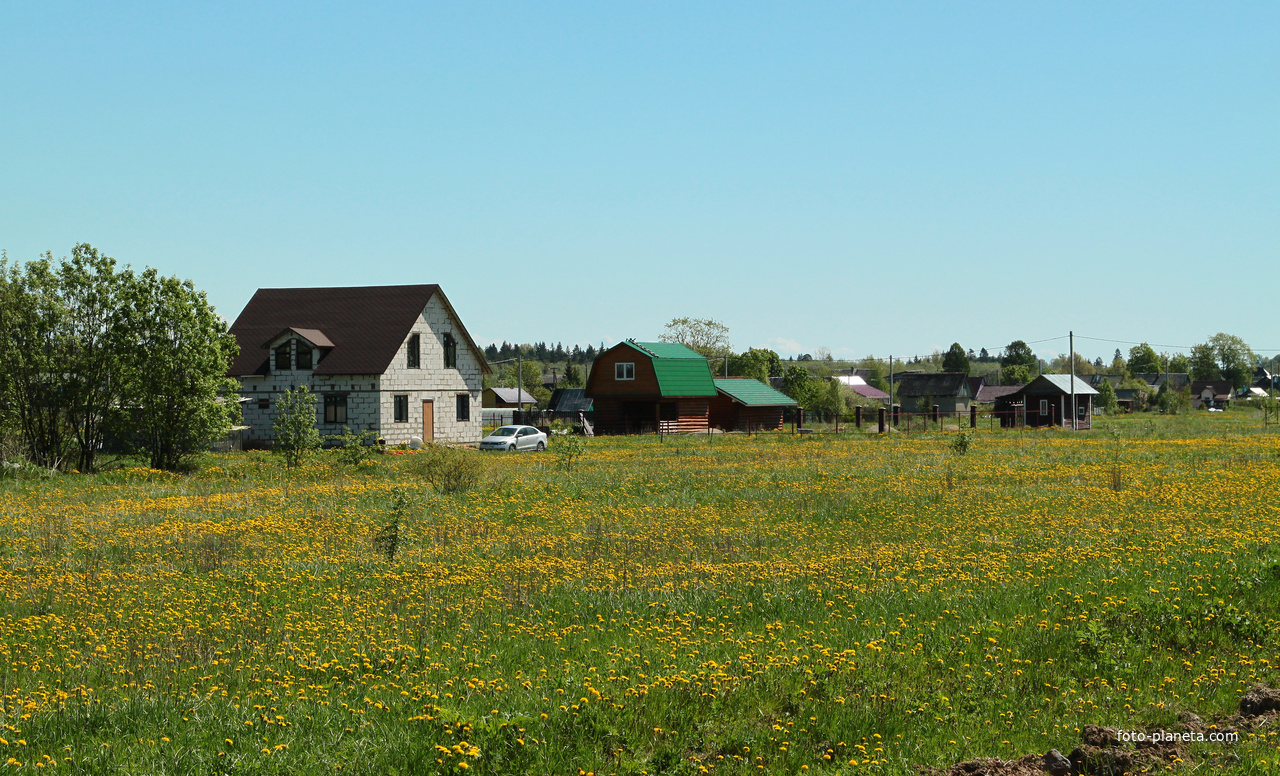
left=228, top=284, right=490, bottom=377
left=895, top=372, right=971, bottom=398
left=622, top=341, right=718, bottom=397
left=714, top=378, right=798, bottom=407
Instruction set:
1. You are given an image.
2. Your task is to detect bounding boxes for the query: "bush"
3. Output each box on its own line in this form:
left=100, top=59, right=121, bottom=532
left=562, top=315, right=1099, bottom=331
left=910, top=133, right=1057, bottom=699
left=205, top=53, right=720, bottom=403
left=273, top=386, right=322, bottom=467
left=329, top=426, right=380, bottom=467
left=950, top=429, right=974, bottom=455
left=552, top=433, right=587, bottom=472
left=407, top=443, right=484, bottom=494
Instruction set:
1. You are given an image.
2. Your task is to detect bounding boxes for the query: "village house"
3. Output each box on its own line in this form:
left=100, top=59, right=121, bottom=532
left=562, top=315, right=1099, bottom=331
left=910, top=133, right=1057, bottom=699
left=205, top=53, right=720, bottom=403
left=227, top=284, right=489, bottom=446
left=895, top=372, right=972, bottom=415
left=1190, top=380, right=1235, bottom=409
left=585, top=341, right=719, bottom=434
left=1008, top=374, right=1098, bottom=429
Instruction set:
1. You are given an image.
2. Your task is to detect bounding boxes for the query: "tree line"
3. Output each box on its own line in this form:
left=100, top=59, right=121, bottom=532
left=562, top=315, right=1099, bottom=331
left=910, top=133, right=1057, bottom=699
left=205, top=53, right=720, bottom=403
left=0, top=245, right=239, bottom=472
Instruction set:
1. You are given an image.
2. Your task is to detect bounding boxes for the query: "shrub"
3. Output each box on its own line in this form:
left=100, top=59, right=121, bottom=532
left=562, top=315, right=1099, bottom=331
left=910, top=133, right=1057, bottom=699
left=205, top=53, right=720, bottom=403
left=949, top=429, right=974, bottom=455
left=329, top=426, right=380, bottom=467
left=273, top=386, right=322, bottom=467
left=553, top=433, right=587, bottom=472
left=407, top=443, right=484, bottom=494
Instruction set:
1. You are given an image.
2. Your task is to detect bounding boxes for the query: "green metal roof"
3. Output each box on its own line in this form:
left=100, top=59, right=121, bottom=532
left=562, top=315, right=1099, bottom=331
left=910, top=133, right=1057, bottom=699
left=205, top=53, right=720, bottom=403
left=623, top=341, right=717, bottom=397
left=714, top=378, right=798, bottom=406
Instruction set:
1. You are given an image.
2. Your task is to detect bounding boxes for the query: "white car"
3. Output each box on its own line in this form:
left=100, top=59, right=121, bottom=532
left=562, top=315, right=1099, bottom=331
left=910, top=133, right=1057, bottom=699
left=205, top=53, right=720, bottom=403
left=479, top=425, right=548, bottom=452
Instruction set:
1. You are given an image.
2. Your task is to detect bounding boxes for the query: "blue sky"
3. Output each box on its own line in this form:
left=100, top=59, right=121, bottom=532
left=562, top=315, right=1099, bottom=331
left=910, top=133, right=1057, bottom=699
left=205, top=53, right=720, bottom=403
left=2, top=2, right=1276, bottom=362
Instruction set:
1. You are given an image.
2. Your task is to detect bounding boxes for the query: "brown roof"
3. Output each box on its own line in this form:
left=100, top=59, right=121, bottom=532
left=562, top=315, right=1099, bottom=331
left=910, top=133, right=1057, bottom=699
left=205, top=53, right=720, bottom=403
left=228, top=284, right=489, bottom=377
left=262, top=327, right=334, bottom=349
left=896, top=372, right=971, bottom=398
left=975, top=384, right=1022, bottom=403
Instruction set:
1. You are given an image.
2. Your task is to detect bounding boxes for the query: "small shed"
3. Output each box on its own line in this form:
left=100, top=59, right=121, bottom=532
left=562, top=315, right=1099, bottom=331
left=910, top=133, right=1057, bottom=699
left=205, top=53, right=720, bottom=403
left=546, top=388, right=593, bottom=414
left=482, top=387, right=536, bottom=409
left=895, top=372, right=972, bottom=414
left=709, top=378, right=797, bottom=431
left=585, top=341, right=718, bottom=434
left=1009, top=375, right=1098, bottom=429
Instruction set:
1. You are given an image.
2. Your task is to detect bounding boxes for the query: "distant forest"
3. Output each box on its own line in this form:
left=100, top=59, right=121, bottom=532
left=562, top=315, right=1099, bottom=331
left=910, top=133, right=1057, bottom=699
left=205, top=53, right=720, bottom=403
left=483, top=342, right=600, bottom=365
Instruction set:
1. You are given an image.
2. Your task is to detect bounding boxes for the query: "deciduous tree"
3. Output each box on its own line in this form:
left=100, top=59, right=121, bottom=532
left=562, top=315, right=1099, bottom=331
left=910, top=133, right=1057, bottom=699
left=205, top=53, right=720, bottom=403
left=659, top=317, right=731, bottom=359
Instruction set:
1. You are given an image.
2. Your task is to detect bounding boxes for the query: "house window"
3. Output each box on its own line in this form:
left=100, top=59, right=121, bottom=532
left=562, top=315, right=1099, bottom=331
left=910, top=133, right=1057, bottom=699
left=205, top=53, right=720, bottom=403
left=1039, top=399, right=1049, bottom=416
left=274, top=342, right=292, bottom=371
left=393, top=394, right=408, bottom=422
left=615, top=362, right=635, bottom=380
left=407, top=333, right=421, bottom=368
left=324, top=394, right=348, bottom=424
left=258, top=398, right=270, bottom=410
left=296, top=345, right=313, bottom=370
left=456, top=393, right=470, bottom=422
left=443, top=333, right=458, bottom=369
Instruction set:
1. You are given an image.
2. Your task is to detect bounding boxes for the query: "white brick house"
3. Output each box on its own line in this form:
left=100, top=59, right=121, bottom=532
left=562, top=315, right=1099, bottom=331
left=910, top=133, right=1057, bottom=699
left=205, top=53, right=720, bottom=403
left=227, top=285, right=490, bottom=446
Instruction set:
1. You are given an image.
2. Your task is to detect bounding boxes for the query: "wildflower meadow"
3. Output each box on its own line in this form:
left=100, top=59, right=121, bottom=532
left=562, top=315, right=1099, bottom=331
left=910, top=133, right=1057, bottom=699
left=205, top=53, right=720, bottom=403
left=0, top=414, right=1277, bottom=774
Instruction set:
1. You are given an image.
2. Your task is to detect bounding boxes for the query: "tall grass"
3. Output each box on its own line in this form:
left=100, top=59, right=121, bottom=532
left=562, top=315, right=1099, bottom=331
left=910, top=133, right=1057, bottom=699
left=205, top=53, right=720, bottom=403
left=0, top=417, right=1276, bottom=774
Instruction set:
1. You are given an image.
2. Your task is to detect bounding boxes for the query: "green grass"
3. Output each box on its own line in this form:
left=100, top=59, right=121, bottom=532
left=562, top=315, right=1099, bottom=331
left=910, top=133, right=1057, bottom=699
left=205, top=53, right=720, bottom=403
left=0, top=414, right=1278, bottom=774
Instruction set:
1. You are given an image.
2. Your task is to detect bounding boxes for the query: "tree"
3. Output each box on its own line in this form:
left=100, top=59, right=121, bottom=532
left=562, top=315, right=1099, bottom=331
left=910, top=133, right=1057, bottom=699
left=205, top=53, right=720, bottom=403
left=119, top=269, right=241, bottom=471
left=659, top=317, right=731, bottom=360
left=1110, top=355, right=1129, bottom=376
left=728, top=348, right=782, bottom=384
left=1167, top=353, right=1189, bottom=374
left=942, top=343, right=969, bottom=374
left=273, top=385, right=322, bottom=466
left=561, top=362, right=584, bottom=388
left=1049, top=352, right=1096, bottom=375
left=1206, top=333, right=1256, bottom=389
left=1000, top=340, right=1036, bottom=385
left=1188, top=344, right=1220, bottom=382
left=1126, top=343, right=1162, bottom=376
left=1096, top=379, right=1120, bottom=414
left=780, top=365, right=815, bottom=407
left=817, top=378, right=844, bottom=422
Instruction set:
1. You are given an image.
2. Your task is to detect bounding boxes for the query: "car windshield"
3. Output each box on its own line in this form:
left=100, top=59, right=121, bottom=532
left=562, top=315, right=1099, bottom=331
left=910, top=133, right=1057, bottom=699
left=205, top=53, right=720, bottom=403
left=490, top=427, right=519, bottom=437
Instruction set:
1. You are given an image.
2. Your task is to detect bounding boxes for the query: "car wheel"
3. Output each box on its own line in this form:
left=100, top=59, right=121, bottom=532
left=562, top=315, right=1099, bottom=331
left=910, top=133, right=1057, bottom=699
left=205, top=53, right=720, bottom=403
left=508, top=444, right=517, bottom=452
left=536, top=441, right=545, bottom=452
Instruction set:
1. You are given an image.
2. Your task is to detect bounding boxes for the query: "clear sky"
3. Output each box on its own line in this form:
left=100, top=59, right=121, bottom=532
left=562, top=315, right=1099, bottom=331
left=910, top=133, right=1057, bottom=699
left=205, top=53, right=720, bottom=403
left=2, top=2, right=1276, bottom=362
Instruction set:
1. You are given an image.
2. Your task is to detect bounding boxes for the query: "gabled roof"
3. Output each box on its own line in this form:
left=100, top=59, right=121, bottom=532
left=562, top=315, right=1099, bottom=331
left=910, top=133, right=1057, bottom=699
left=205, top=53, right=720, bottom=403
left=228, top=284, right=490, bottom=377
left=1017, top=374, right=1099, bottom=396
left=1190, top=380, right=1235, bottom=400
left=621, top=341, right=717, bottom=397
left=547, top=388, right=593, bottom=413
left=975, top=384, right=1022, bottom=403
left=968, top=376, right=986, bottom=396
left=895, top=372, right=971, bottom=398
left=1135, top=372, right=1190, bottom=391
left=714, top=378, right=798, bottom=407
left=1085, top=374, right=1124, bottom=388
left=849, top=383, right=890, bottom=400
left=487, top=387, right=536, bottom=404
left=262, top=327, right=335, bottom=349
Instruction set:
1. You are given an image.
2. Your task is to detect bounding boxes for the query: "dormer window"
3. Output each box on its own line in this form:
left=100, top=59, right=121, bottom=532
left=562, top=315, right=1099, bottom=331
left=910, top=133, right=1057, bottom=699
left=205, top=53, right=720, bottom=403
left=407, top=334, right=420, bottom=368
left=275, top=342, right=292, bottom=371
left=615, top=362, right=635, bottom=380
left=296, top=344, right=313, bottom=370
left=443, top=333, right=457, bottom=369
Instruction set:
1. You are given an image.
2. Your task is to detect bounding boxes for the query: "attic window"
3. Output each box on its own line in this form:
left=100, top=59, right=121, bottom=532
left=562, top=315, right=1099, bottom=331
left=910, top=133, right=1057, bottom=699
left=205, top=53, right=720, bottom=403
left=615, top=362, right=635, bottom=380
left=274, top=342, right=292, bottom=371
left=443, top=333, right=458, bottom=369
left=407, top=334, right=421, bottom=369
left=296, top=345, right=313, bottom=370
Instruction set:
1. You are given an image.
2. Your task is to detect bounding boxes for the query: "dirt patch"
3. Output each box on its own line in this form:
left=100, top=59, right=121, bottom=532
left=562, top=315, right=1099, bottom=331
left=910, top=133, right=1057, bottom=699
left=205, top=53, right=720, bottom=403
left=916, top=685, right=1279, bottom=775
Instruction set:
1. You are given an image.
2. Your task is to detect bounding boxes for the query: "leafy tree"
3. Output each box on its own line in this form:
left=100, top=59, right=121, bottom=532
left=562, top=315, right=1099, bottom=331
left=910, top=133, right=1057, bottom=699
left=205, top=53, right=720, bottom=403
left=942, top=343, right=969, bottom=374
left=273, top=385, right=322, bottom=467
left=818, top=378, right=844, bottom=422
left=1188, top=343, right=1220, bottom=382
left=1096, top=379, right=1120, bottom=414
left=728, top=348, right=782, bottom=384
left=1167, top=353, right=1189, bottom=374
left=780, top=365, right=815, bottom=407
left=1206, top=333, right=1256, bottom=389
left=120, top=269, right=241, bottom=471
left=660, top=317, right=731, bottom=359
left=1126, top=343, right=1162, bottom=376
left=1110, top=355, right=1128, bottom=376
left=1000, top=341, right=1036, bottom=385
left=1049, top=352, right=1096, bottom=375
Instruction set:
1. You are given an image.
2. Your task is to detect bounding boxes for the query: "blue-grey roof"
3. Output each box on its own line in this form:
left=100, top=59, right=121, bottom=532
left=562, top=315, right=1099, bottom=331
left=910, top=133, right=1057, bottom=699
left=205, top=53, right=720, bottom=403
left=1022, top=374, right=1099, bottom=396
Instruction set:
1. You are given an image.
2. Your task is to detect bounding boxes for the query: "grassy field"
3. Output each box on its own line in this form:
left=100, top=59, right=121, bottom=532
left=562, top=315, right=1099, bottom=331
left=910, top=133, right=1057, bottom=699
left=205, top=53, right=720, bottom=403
left=1, top=413, right=1278, bottom=774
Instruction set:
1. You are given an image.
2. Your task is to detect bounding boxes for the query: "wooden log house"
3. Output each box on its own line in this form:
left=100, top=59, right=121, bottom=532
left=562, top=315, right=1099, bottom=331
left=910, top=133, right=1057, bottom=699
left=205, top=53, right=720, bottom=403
left=584, top=341, right=719, bottom=434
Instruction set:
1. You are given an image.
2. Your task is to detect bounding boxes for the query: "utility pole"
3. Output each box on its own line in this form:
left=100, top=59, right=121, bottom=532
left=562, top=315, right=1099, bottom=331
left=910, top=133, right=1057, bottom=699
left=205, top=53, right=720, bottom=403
left=889, top=355, right=894, bottom=413
left=1069, top=330, right=1076, bottom=431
